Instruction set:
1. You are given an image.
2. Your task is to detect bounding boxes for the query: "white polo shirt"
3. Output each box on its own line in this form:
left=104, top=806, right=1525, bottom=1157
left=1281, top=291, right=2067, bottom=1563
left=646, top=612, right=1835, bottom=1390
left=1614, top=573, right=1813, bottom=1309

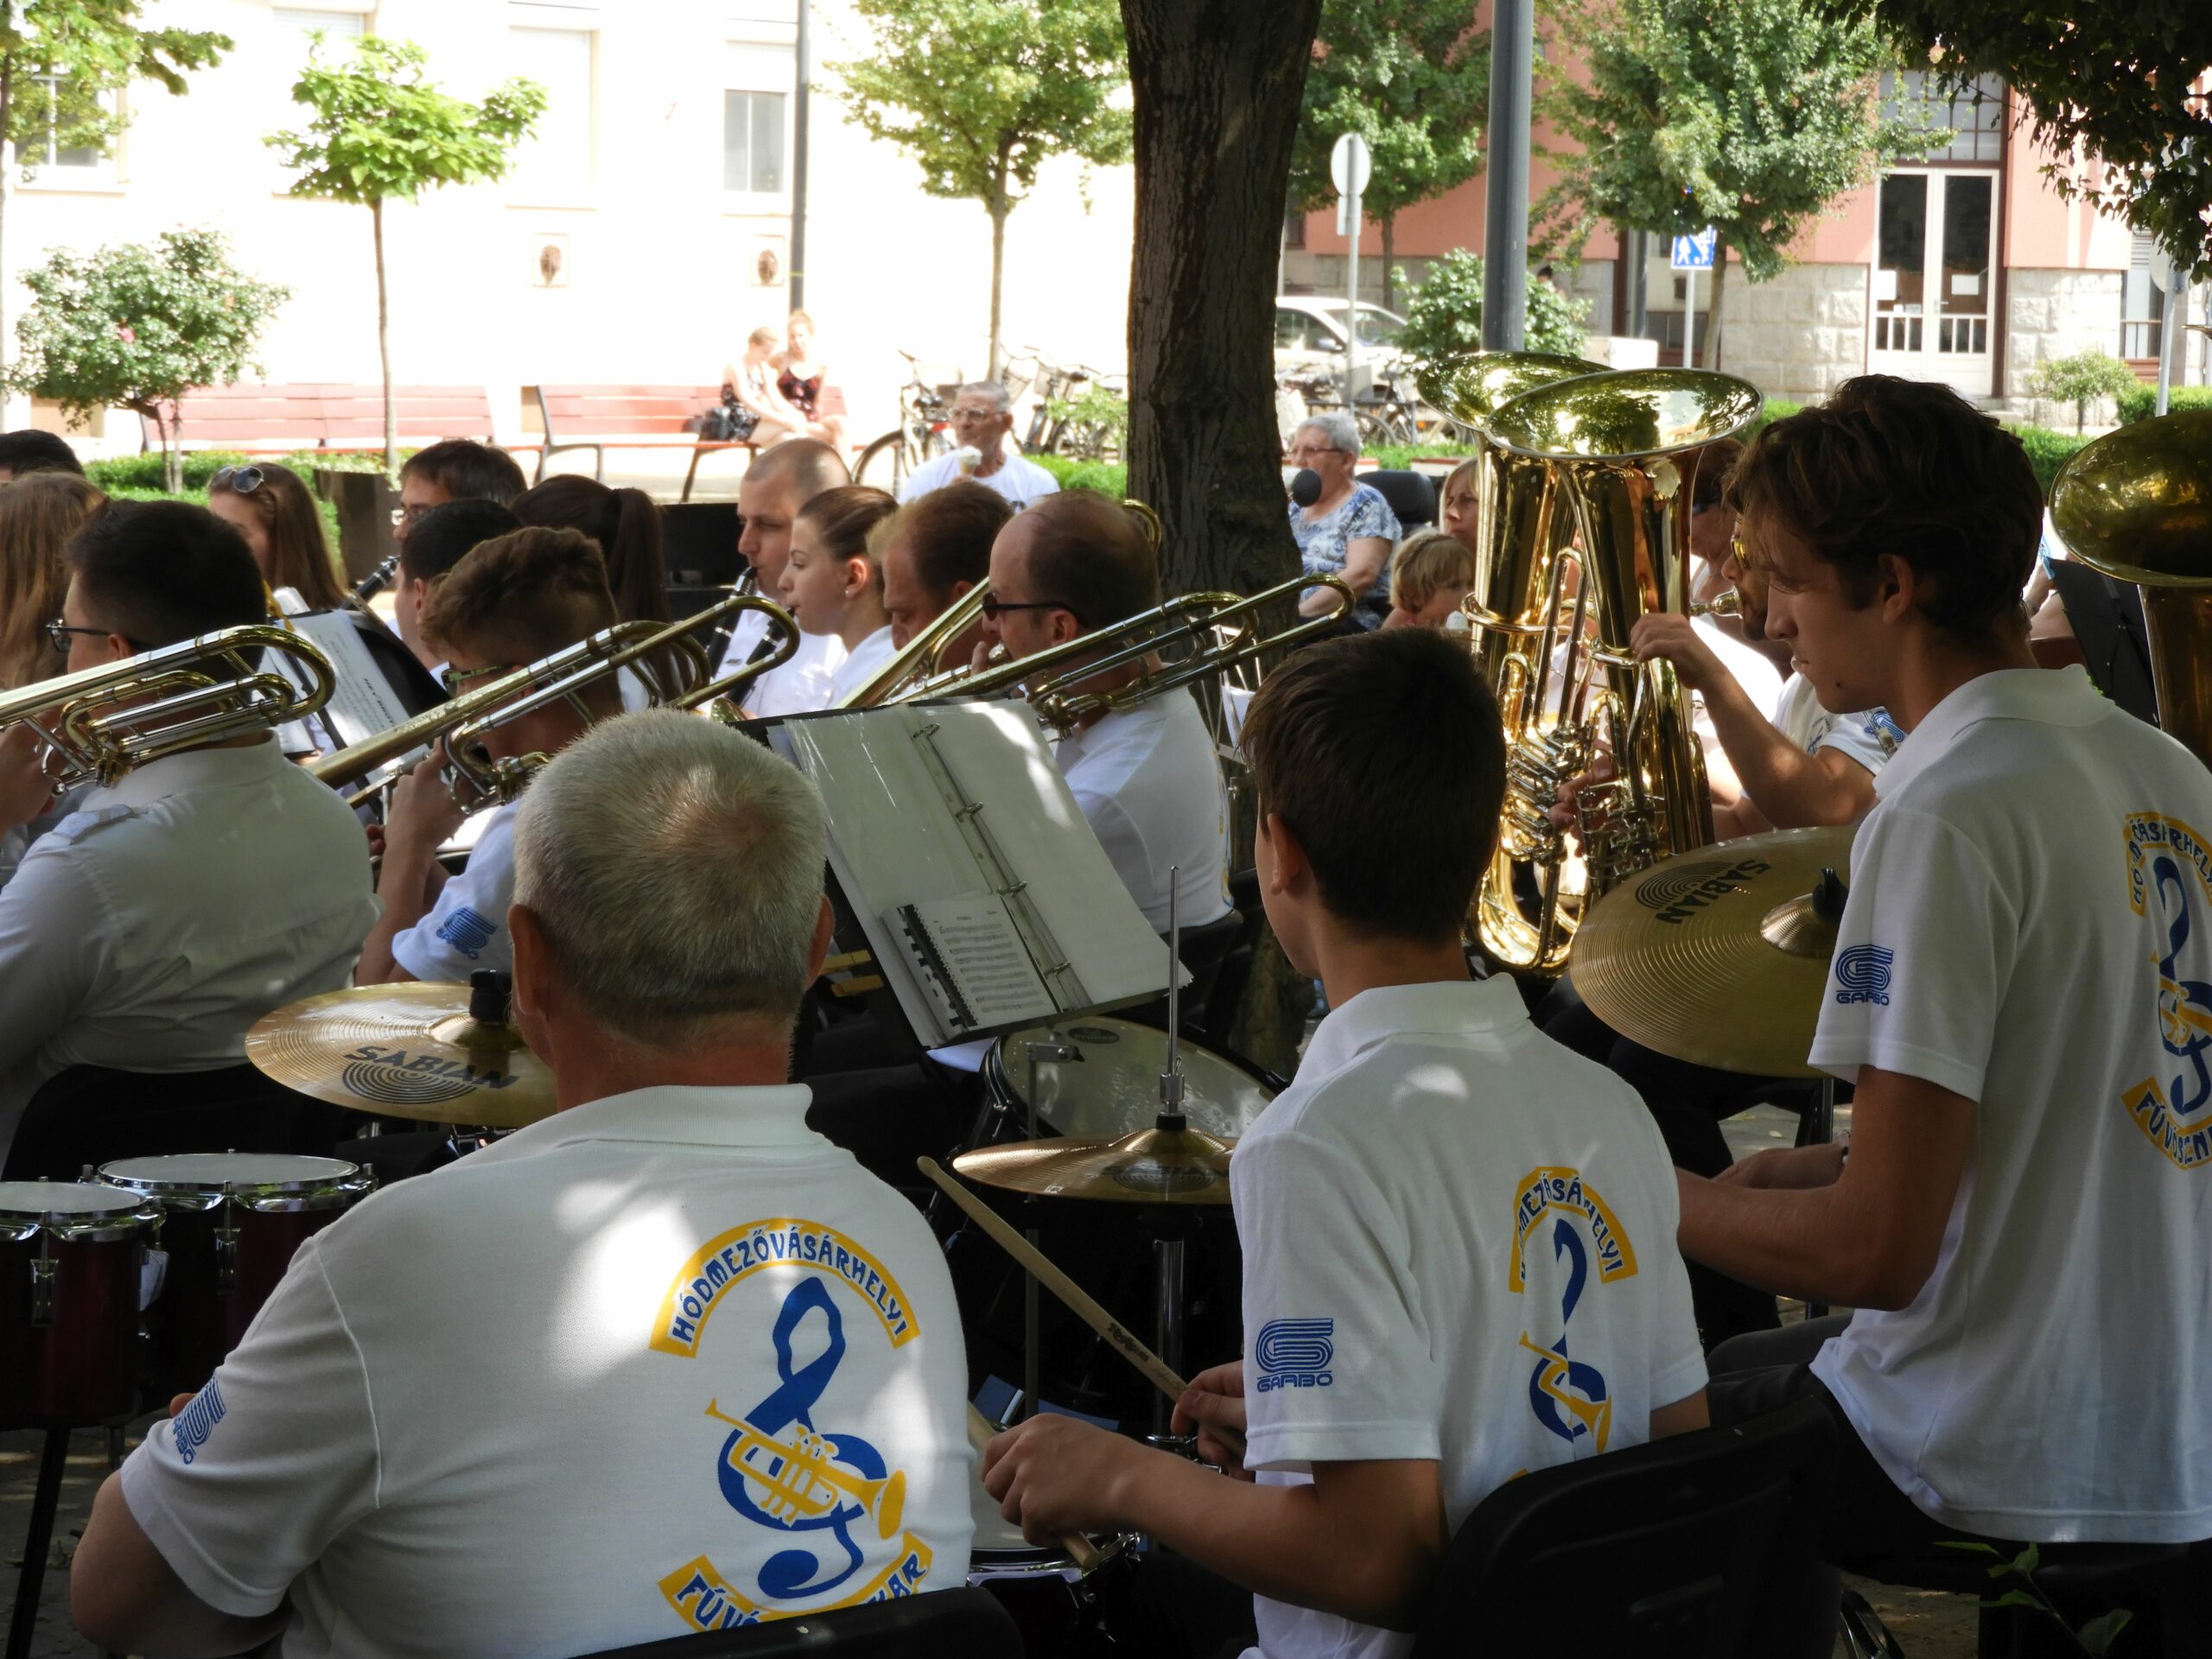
left=746, top=632, right=848, bottom=720
left=715, top=607, right=776, bottom=684
left=1238, top=977, right=1705, bottom=1659
left=894, top=452, right=1059, bottom=512
left=391, top=802, right=518, bottom=982
left=119, top=1084, right=974, bottom=1658
left=1773, top=674, right=1902, bottom=777
left=0, top=740, right=375, bottom=1162
left=825, top=626, right=898, bottom=708
left=1052, top=689, right=1231, bottom=931
left=1809, top=666, right=2212, bottom=1542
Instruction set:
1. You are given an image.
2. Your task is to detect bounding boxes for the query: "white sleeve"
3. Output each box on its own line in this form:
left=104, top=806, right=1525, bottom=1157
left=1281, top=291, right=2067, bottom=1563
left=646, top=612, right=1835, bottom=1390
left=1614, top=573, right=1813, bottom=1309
left=391, top=809, right=516, bottom=981
left=1807, top=709, right=1898, bottom=778
left=0, top=831, right=107, bottom=1083
left=1065, top=783, right=1160, bottom=928
left=1808, top=803, right=2013, bottom=1100
left=119, top=1239, right=380, bottom=1618
left=1234, top=1128, right=1442, bottom=1469
left=1639, top=1113, right=1709, bottom=1408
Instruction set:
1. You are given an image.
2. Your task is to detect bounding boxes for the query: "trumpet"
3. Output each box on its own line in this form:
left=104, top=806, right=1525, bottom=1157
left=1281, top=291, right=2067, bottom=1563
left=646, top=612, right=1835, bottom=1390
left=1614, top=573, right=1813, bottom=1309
left=705, top=1399, right=906, bottom=1539
left=0, top=626, right=336, bottom=789
left=309, top=591, right=798, bottom=810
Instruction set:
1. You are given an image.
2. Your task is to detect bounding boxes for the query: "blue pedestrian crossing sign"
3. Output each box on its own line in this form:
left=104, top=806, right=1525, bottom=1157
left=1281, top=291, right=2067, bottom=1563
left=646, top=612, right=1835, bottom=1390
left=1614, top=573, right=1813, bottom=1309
left=1669, top=228, right=1717, bottom=270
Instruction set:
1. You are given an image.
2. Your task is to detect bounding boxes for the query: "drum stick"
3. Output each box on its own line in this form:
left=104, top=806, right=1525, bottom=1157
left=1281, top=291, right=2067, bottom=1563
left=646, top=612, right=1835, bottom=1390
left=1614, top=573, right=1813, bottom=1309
left=966, top=1405, right=1103, bottom=1572
left=920, top=1158, right=1246, bottom=1462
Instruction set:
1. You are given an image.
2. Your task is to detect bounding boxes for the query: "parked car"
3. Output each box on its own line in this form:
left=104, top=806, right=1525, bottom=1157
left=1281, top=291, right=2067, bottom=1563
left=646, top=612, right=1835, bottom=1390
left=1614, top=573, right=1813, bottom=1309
left=1273, top=298, right=1408, bottom=387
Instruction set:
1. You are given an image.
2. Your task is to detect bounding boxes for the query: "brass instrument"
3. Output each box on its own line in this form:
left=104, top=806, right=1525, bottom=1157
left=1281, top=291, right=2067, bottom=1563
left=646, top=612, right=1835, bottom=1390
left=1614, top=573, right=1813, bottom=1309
left=1468, top=365, right=1764, bottom=974
left=2048, top=409, right=2212, bottom=769
left=0, top=625, right=337, bottom=789
left=834, top=579, right=991, bottom=710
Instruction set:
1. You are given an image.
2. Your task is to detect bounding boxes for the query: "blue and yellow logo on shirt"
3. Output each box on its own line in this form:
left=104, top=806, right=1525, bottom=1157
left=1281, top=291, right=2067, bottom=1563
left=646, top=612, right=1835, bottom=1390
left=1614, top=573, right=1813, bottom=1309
left=652, top=1217, right=932, bottom=1634
left=1510, top=1167, right=1640, bottom=1454
left=2123, top=813, right=2212, bottom=1170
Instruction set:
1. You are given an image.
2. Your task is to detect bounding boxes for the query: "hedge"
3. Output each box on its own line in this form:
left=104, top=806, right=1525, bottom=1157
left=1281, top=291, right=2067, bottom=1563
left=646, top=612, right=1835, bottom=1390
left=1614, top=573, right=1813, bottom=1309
left=2116, top=384, right=2212, bottom=425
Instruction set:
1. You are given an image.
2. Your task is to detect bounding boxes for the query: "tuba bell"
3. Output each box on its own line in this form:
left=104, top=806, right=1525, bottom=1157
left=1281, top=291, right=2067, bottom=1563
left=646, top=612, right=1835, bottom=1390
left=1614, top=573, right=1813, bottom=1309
left=2048, top=408, right=2212, bottom=770
left=1466, top=365, right=1765, bottom=975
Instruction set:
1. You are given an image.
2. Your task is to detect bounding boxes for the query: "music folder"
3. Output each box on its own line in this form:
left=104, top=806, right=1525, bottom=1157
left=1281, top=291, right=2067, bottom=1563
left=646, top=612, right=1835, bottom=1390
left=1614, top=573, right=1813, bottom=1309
left=770, top=702, right=1180, bottom=1048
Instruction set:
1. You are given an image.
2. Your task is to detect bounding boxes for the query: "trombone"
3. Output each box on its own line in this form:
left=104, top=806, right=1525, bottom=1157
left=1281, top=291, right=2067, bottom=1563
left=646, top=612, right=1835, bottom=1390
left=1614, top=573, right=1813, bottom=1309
left=834, top=580, right=991, bottom=710
left=308, top=591, right=798, bottom=810
left=0, top=626, right=336, bottom=789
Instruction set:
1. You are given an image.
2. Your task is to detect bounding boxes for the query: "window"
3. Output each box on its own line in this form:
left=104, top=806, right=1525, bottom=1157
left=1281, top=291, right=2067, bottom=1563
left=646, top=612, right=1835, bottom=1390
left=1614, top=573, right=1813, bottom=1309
left=1881, top=70, right=2005, bottom=164
left=723, top=90, right=785, bottom=194
left=508, top=26, right=594, bottom=206
left=16, top=76, right=117, bottom=181
left=2122, top=233, right=2166, bottom=360
left=272, top=8, right=367, bottom=35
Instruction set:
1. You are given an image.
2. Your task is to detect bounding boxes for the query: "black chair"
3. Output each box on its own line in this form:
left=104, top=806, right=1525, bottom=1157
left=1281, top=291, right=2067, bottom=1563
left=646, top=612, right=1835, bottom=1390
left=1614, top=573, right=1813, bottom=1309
left=663, top=502, right=745, bottom=588
left=573, top=1586, right=1020, bottom=1659
left=1201, top=872, right=1271, bottom=1044
left=3, top=1063, right=348, bottom=1181
left=1408, top=1396, right=1837, bottom=1658
left=1841, top=1541, right=2209, bottom=1658
left=1357, top=467, right=1440, bottom=529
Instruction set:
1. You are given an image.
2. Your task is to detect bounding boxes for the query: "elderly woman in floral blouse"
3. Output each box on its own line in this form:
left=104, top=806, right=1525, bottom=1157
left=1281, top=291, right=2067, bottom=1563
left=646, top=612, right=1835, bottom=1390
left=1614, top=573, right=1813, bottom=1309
left=1287, top=411, right=1401, bottom=629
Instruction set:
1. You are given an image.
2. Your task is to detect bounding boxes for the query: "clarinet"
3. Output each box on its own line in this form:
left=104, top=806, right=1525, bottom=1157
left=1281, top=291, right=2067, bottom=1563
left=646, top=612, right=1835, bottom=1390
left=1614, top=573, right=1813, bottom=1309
left=350, top=555, right=400, bottom=605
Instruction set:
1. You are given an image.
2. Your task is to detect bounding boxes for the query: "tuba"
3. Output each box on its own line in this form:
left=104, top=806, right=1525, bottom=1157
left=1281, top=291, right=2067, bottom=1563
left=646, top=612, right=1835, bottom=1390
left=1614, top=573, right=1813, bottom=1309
left=2048, top=408, right=2212, bottom=769
left=0, top=626, right=336, bottom=789
left=1464, top=365, right=1764, bottom=974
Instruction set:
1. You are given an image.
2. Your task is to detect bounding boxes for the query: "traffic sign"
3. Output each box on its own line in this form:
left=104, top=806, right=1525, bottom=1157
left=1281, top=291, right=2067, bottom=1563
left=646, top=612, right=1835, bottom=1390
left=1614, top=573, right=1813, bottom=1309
left=1330, top=132, right=1371, bottom=201
left=1670, top=227, right=1717, bottom=270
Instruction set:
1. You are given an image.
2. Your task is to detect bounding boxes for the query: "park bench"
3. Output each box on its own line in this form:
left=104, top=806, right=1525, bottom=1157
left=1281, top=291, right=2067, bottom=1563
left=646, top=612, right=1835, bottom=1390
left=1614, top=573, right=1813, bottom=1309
left=532, top=382, right=850, bottom=501
left=140, top=383, right=512, bottom=457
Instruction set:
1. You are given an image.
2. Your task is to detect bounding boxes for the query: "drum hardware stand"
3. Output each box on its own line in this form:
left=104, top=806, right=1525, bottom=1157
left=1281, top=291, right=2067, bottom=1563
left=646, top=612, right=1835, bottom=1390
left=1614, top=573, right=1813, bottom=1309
left=29, top=1207, right=57, bottom=1326
left=214, top=1167, right=241, bottom=1298
left=1147, top=871, right=1195, bottom=1446
left=1020, top=1036, right=1078, bottom=1422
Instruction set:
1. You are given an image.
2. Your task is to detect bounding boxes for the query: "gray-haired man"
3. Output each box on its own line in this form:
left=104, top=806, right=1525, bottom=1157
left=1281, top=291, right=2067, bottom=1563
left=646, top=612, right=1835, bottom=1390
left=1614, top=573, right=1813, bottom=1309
left=75, top=709, right=975, bottom=1657
left=895, top=380, right=1061, bottom=511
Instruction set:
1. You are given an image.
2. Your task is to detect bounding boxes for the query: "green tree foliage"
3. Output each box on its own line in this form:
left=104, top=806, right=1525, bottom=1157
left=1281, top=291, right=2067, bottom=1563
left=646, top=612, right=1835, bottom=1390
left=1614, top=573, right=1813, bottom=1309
left=0, top=1, right=230, bottom=377
left=1285, top=0, right=1489, bottom=309
left=2024, top=349, right=2140, bottom=435
left=1395, top=250, right=1591, bottom=366
left=7, top=228, right=286, bottom=493
left=1543, top=0, right=1936, bottom=366
left=269, top=35, right=543, bottom=476
left=831, top=0, right=1131, bottom=376
left=1823, top=0, right=2212, bottom=281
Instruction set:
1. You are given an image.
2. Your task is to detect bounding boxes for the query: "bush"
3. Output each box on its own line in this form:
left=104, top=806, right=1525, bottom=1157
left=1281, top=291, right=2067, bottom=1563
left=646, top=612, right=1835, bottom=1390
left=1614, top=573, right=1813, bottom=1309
left=2006, top=424, right=2094, bottom=494
left=1032, top=455, right=1128, bottom=497
left=2024, top=350, right=2140, bottom=434
left=2117, top=383, right=2212, bottom=425
left=1395, top=250, right=1591, bottom=367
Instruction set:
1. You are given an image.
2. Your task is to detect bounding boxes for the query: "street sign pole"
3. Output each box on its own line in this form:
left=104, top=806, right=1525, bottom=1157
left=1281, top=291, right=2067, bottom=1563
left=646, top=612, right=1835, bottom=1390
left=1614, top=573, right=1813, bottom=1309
left=1670, top=227, right=1716, bottom=371
left=1330, top=133, right=1372, bottom=411
left=2152, top=245, right=2184, bottom=416
left=1686, top=266, right=1698, bottom=369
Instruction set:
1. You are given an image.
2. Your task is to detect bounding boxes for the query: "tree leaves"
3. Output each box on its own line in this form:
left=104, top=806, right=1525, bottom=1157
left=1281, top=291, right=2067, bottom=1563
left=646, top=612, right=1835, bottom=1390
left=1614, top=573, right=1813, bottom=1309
left=0, top=0, right=229, bottom=177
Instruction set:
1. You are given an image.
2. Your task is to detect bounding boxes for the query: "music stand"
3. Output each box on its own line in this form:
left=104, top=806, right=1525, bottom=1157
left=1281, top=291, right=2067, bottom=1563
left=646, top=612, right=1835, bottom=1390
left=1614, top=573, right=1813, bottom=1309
left=2051, top=563, right=2158, bottom=727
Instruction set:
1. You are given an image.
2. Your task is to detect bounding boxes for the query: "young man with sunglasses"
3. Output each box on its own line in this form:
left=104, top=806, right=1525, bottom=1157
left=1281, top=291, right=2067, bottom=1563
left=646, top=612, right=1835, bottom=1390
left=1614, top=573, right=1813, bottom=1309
left=0, top=502, right=374, bottom=1168
left=894, top=382, right=1060, bottom=512
left=354, top=527, right=621, bottom=985
left=978, top=489, right=1227, bottom=930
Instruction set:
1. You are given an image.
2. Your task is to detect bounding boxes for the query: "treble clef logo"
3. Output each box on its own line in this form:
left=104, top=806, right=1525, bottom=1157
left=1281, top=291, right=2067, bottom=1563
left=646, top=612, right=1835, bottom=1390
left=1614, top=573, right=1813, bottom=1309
left=2153, top=857, right=2212, bottom=1119
left=708, top=1278, right=906, bottom=1603
left=1518, top=1217, right=1614, bottom=1452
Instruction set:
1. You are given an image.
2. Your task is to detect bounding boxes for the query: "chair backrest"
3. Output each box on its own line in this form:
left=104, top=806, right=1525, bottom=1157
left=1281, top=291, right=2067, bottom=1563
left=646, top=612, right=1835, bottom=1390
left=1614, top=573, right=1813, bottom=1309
left=569, top=1586, right=1020, bottom=1659
left=143, top=383, right=497, bottom=448
left=1408, top=1395, right=1836, bottom=1659
left=3, top=1065, right=346, bottom=1182
left=537, top=385, right=724, bottom=438
left=1358, top=467, right=1439, bottom=529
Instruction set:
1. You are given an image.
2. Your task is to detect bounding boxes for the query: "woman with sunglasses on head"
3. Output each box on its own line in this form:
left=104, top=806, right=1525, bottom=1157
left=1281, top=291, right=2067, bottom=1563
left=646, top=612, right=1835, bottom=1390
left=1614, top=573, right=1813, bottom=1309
left=0, top=473, right=105, bottom=692
left=206, top=465, right=346, bottom=613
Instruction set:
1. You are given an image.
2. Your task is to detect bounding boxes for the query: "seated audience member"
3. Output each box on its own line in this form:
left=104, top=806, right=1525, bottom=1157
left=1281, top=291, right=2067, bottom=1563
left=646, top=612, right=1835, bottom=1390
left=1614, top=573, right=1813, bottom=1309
left=512, top=474, right=671, bottom=624
left=1287, top=414, right=1399, bottom=629
left=878, top=479, right=1009, bottom=664
left=356, top=527, right=620, bottom=984
left=0, top=474, right=105, bottom=691
left=983, top=629, right=1707, bottom=1657
left=897, top=382, right=1060, bottom=512
left=980, top=490, right=1230, bottom=930
left=207, top=464, right=347, bottom=613
left=1382, top=528, right=1476, bottom=631
left=73, top=709, right=972, bottom=1657
left=766, top=485, right=897, bottom=709
left=0, top=429, right=85, bottom=480
left=716, top=439, right=849, bottom=680
left=390, top=498, right=523, bottom=674
left=1438, top=458, right=1480, bottom=556
left=1677, top=378, right=2212, bottom=1652
left=392, top=438, right=528, bottom=547
left=773, top=310, right=850, bottom=455
left=0, top=503, right=375, bottom=1165
left=726, top=326, right=840, bottom=450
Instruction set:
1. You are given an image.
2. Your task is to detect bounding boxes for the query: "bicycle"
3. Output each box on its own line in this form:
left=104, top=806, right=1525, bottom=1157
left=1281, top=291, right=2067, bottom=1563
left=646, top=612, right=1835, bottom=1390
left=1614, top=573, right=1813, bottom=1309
left=1005, top=349, right=1125, bottom=461
left=854, top=351, right=957, bottom=494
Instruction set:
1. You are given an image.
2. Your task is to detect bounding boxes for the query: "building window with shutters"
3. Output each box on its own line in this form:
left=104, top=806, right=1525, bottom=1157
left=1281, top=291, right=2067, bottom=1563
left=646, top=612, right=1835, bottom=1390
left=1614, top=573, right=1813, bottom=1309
left=2121, top=234, right=2165, bottom=363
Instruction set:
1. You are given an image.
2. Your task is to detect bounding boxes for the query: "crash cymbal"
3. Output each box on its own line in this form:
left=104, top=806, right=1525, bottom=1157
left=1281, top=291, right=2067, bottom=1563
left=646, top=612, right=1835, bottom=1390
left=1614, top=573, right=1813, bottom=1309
left=246, top=980, right=556, bottom=1128
left=952, top=1123, right=1234, bottom=1205
left=1569, top=824, right=1857, bottom=1078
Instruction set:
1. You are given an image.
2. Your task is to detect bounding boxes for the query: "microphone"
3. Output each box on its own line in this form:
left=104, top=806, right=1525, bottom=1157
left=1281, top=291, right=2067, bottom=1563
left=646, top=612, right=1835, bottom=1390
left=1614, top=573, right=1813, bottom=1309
left=1290, top=467, right=1323, bottom=507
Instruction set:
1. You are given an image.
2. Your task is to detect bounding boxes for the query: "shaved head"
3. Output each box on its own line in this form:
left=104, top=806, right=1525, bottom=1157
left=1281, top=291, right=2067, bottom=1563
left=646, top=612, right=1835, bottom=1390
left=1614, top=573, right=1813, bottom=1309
left=747, top=439, right=849, bottom=501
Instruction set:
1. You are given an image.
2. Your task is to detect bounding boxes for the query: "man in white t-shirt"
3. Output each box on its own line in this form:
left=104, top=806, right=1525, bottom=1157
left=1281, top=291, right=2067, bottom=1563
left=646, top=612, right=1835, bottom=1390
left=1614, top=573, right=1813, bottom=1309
left=896, top=382, right=1059, bottom=512
left=716, top=440, right=849, bottom=683
left=979, top=491, right=1230, bottom=930
left=73, top=709, right=973, bottom=1658
left=357, top=526, right=626, bottom=983
left=1678, top=378, right=2212, bottom=1649
left=982, top=630, right=1706, bottom=1659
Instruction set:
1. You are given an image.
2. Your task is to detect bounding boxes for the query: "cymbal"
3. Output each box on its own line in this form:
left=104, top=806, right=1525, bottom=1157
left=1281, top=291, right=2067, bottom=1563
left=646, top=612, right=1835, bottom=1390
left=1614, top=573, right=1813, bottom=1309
left=951, top=1123, right=1234, bottom=1205
left=246, top=982, right=556, bottom=1128
left=1568, top=824, right=1856, bottom=1078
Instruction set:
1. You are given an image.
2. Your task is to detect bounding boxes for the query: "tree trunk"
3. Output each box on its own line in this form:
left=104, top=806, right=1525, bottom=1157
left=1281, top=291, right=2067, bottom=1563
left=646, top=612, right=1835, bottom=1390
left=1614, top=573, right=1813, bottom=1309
left=0, top=48, right=16, bottom=417
left=1380, top=213, right=1395, bottom=311
left=1705, top=236, right=1728, bottom=370
left=162, top=406, right=181, bottom=494
left=987, top=197, right=1007, bottom=382
left=372, top=197, right=396, bottom=480
left=1121, top=0, right=1322, bottom=601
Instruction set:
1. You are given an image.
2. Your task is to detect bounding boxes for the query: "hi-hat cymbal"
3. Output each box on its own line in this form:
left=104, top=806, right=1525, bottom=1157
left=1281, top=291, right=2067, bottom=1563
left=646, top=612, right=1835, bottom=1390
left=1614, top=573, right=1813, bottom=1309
left=952, top=1123, right=1234, bottom=1205
left=246, top=982, right=556, bottom=1128
left=1569, top=824, right=1856, bottom=1078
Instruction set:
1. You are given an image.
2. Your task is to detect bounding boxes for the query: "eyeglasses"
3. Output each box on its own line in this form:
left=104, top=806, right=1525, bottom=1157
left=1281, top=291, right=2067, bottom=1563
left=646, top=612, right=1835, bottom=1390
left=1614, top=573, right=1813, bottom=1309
left=440, top=662, right=520, bottom=693
left=949, top=406, right=1005, bottom=423
left=980, top=596, right=1077, bottom=623
left=390, top=502, right=435, bottom=530
left=45, top=618, right=136, bottom=653
left=212, top=465, right=266, bottom=494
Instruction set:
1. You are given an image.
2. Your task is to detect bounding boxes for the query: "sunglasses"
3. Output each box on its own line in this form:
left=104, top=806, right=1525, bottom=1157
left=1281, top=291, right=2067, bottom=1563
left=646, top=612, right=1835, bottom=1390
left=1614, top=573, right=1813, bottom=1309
left=211, top=465, right=266, bottom=494
left=980, top=596, right=1078, bottom=623
left=45, top=618, right=140, bottom=653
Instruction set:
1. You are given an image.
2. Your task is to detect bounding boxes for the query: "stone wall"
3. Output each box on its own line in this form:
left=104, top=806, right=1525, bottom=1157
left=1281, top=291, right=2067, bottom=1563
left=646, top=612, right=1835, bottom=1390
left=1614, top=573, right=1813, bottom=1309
left=1999, top=268, right=2127, bottom=424
left=1715, top=263, right=1870, bottom=404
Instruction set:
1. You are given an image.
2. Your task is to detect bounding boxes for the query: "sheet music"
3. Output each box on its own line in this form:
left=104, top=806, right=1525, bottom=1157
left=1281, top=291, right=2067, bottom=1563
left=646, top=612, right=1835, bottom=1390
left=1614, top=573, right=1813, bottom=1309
left=273, top=610, right=416, bottom=752
left=889, top=893, right=1056, bottom=1033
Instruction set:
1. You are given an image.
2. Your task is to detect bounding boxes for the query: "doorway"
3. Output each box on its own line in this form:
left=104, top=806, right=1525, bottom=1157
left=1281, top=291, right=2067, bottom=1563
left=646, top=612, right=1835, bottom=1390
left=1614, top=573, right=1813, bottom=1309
left=1870, top=169, right=1998, bottom=397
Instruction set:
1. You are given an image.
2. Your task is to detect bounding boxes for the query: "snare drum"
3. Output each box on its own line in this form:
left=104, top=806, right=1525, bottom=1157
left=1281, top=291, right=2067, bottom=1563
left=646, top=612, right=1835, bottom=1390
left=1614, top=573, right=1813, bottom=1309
left=966, top=1469, right=1133, bottom=1657
left=0, top=1181, right=160, bottom=1427
left=99, top=1154, right=371, bottom=1395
